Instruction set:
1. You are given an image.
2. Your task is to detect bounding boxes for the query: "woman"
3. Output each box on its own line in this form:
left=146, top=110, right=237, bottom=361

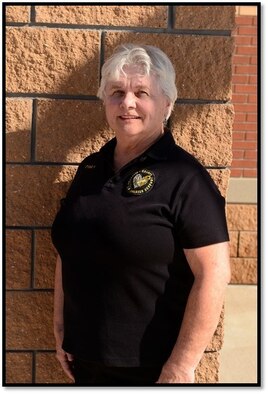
left=51, top=44, right=230, bottom=385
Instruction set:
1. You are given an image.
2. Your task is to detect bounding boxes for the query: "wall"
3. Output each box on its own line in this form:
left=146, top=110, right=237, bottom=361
left=5, top=5, right=235, bottom=384
left=227, top=5, right=258, bottom=288
left=219, top=5, right=258, bottom=384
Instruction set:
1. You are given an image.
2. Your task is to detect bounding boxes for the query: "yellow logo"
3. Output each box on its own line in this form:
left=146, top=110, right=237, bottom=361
left=126, top=169, right=155, bottom=195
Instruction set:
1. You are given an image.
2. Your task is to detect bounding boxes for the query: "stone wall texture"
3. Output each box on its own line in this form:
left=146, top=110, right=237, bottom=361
left=5, top=4, right=236, bottom=385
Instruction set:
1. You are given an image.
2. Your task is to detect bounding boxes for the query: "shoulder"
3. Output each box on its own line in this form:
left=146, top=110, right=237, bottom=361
left=165, top=143, right=222, bottom=196
left=168, top=143, right=206, bottom=176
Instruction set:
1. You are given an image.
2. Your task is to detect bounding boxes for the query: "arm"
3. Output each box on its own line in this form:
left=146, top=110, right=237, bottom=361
left=54, top=255, right=75, bottom=382
left=157, top=241, right=231, bottom=383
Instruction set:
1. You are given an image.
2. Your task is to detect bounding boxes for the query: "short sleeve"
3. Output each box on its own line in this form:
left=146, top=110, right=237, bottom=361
left=173, top=168, right=229, bottom=249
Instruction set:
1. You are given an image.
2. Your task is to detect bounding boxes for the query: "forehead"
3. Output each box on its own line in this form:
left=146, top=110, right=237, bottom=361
left=106, top=72, right=157, bottom=90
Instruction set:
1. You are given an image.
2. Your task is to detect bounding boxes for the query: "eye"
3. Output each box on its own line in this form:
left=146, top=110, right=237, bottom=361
left=112, top=90, right=125, bottom=97
left=136, top=91, right=149, bottom=98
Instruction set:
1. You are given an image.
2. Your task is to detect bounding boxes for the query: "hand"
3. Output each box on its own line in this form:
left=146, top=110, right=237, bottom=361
left=56, top=347, right=75, bottom=382
left=156, top=362, right=195, bottom=384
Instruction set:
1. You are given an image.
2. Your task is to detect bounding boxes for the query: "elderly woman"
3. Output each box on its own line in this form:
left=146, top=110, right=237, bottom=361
left=51, top=44, right=230, bottom=385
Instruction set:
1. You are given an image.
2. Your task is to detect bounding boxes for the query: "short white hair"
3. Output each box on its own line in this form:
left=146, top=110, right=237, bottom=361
left=97, top=43, right=177, bottom=120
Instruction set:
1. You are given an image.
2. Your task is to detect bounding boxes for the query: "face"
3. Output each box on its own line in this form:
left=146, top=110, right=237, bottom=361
left=103, top=67, right=170, bottom=140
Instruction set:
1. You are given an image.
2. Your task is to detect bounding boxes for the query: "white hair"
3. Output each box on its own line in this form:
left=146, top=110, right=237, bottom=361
left=97, top=43, right=178, bottom=120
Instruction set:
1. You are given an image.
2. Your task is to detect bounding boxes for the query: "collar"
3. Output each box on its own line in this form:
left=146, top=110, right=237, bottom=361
left=100, top=129, right=176, bottom=162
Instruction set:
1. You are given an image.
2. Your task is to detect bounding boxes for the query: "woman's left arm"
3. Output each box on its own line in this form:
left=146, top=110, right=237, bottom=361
left=156, top=241, right=231, bottom=383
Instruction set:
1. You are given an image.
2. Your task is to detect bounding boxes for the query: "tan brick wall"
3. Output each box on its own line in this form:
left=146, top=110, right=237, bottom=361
left=5, top=4, right=235, bottom=384
left=227, top=204, right=257, bottom=284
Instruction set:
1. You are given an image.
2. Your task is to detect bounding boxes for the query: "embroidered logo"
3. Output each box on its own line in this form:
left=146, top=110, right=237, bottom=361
left=126, top=169, right=155, bottom=195
left=85, top=164, right=96, bottom=170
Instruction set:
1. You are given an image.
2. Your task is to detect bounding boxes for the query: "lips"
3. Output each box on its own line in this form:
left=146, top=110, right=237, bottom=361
left=119, top=115, right=141, bottom=120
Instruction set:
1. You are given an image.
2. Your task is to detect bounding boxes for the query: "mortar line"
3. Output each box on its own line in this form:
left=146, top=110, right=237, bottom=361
left=99, top=31, right=106, bottom=84
left=31, top=100, right=37, bottom=162
left=167, top=5, right=175, bottom=31
left=32, top=351, right=36, bottom=384
left=30, top=5, right=36, bottom=23
left=30, top=229, right=36, bottom=289
left=5, top=22, right=232, bottom=36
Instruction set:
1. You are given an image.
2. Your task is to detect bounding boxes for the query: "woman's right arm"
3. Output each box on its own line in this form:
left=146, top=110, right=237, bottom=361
left=54, top=255, right=75, bottom=382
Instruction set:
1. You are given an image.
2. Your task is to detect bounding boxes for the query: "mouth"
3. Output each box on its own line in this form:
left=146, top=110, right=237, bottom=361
left=119, top=115, right=141, bottom=120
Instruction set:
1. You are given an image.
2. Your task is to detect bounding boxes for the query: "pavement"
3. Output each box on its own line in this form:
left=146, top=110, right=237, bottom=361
left=219, top=284, right=258, bottom=383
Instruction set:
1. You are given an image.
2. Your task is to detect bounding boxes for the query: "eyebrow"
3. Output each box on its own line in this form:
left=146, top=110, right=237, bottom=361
left=107, top=83, right=150, bottom=91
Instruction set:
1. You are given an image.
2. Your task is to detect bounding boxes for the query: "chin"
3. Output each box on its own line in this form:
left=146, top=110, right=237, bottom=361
left=117, top=126, right=144, bottom=136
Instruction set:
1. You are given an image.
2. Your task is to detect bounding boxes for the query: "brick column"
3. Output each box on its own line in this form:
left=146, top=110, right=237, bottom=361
left=5, top=5, right=235, bottom=384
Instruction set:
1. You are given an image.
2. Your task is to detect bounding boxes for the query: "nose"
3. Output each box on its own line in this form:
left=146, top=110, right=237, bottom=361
left=120, top=92, right=136, bottom=109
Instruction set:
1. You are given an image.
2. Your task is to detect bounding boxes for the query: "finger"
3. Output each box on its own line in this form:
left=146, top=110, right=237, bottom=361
left=61, top=359, right=75, bottom=382
left=66, top=352, right=74, bottom=362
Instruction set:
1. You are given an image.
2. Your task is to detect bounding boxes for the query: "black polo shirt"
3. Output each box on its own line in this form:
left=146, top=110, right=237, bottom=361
left=51, top=130, right=229, bottom=367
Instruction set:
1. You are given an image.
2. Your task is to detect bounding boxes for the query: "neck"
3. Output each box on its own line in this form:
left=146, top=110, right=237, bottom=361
left=113, top=128, right=164, bottom=171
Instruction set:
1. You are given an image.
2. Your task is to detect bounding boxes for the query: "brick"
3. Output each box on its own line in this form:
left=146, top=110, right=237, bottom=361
left=35, top=352, right=70, bottom=384
left=231, top=169, right=243, bottom=177
left=6, top=99, right=32, bottom=162
left=227, top=204, right=257, bottom=230
left=232, top=93, right=248, bottom=102
left=234, top=84, right=257, bottom=93
left=230, top=258, right=257, bottom=284
left=250, top=56, right=257, bottom=65
left=207, top=169, right=230, bottom=198
left=252, top=36, right=257, bottom=45
left=233, top=55, right=250, bottom=65
left=244, top=169, right=257, bottom=177
left=232, top=150, right=244, bottom=159
left=239, top=231, right=257, bottom=257
left=244, top=150, right=257, bottom=159
left=232, top=132, right=245, bottom=140
left=234, top=123, right=256, bottom=131
left=6, top=230, right=32, bottom=289
left=234, top=104, right=257, bottom=113
left=229, top=231, right=239, bottom=257
left=34, top=230, right=57, bottom=289
left=36, top=5, right=167, bottom=28
left=241, top=147, right=257, bottom=159
left=232, top=160, right=256, bottom=169
left=248, top=94, right=257, bottom=103
left=234, top=113, right=246, bottom=122
left=232, top=75, right=248, bottom=84
left=6, top=165, right=77, bottom=226
left=6, top=28, right=100, bottom=95
left=235, top=65, right=257, bottom=74
left=175, top=6, right=235, bottom=30
left=171, top=104, right=233, bottom=167
left=105, top=32, right=234, bottom=101
left=236, top=46, right=257, bottom=55
left=232, top=140, right=257, bottom=150
left=246, top=113, right=257, bottom=122
left=6, top=291, right=54, bottom=349
left=195, top=351, right=220, bottom=383
left=245, top=131, right=257, bottom=140
left=236, top=16, right=254, bottom=25
left=5, top=6, right=30, bottom=23
left=36, top=100, right=112, bottom=163
left=238, top=26, right=257, bottom=35
left=5, top=352, right=32, bottom=384
left=234, top=36, right=252, bottom=45
left=249, top=75, right=257, bottom=84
